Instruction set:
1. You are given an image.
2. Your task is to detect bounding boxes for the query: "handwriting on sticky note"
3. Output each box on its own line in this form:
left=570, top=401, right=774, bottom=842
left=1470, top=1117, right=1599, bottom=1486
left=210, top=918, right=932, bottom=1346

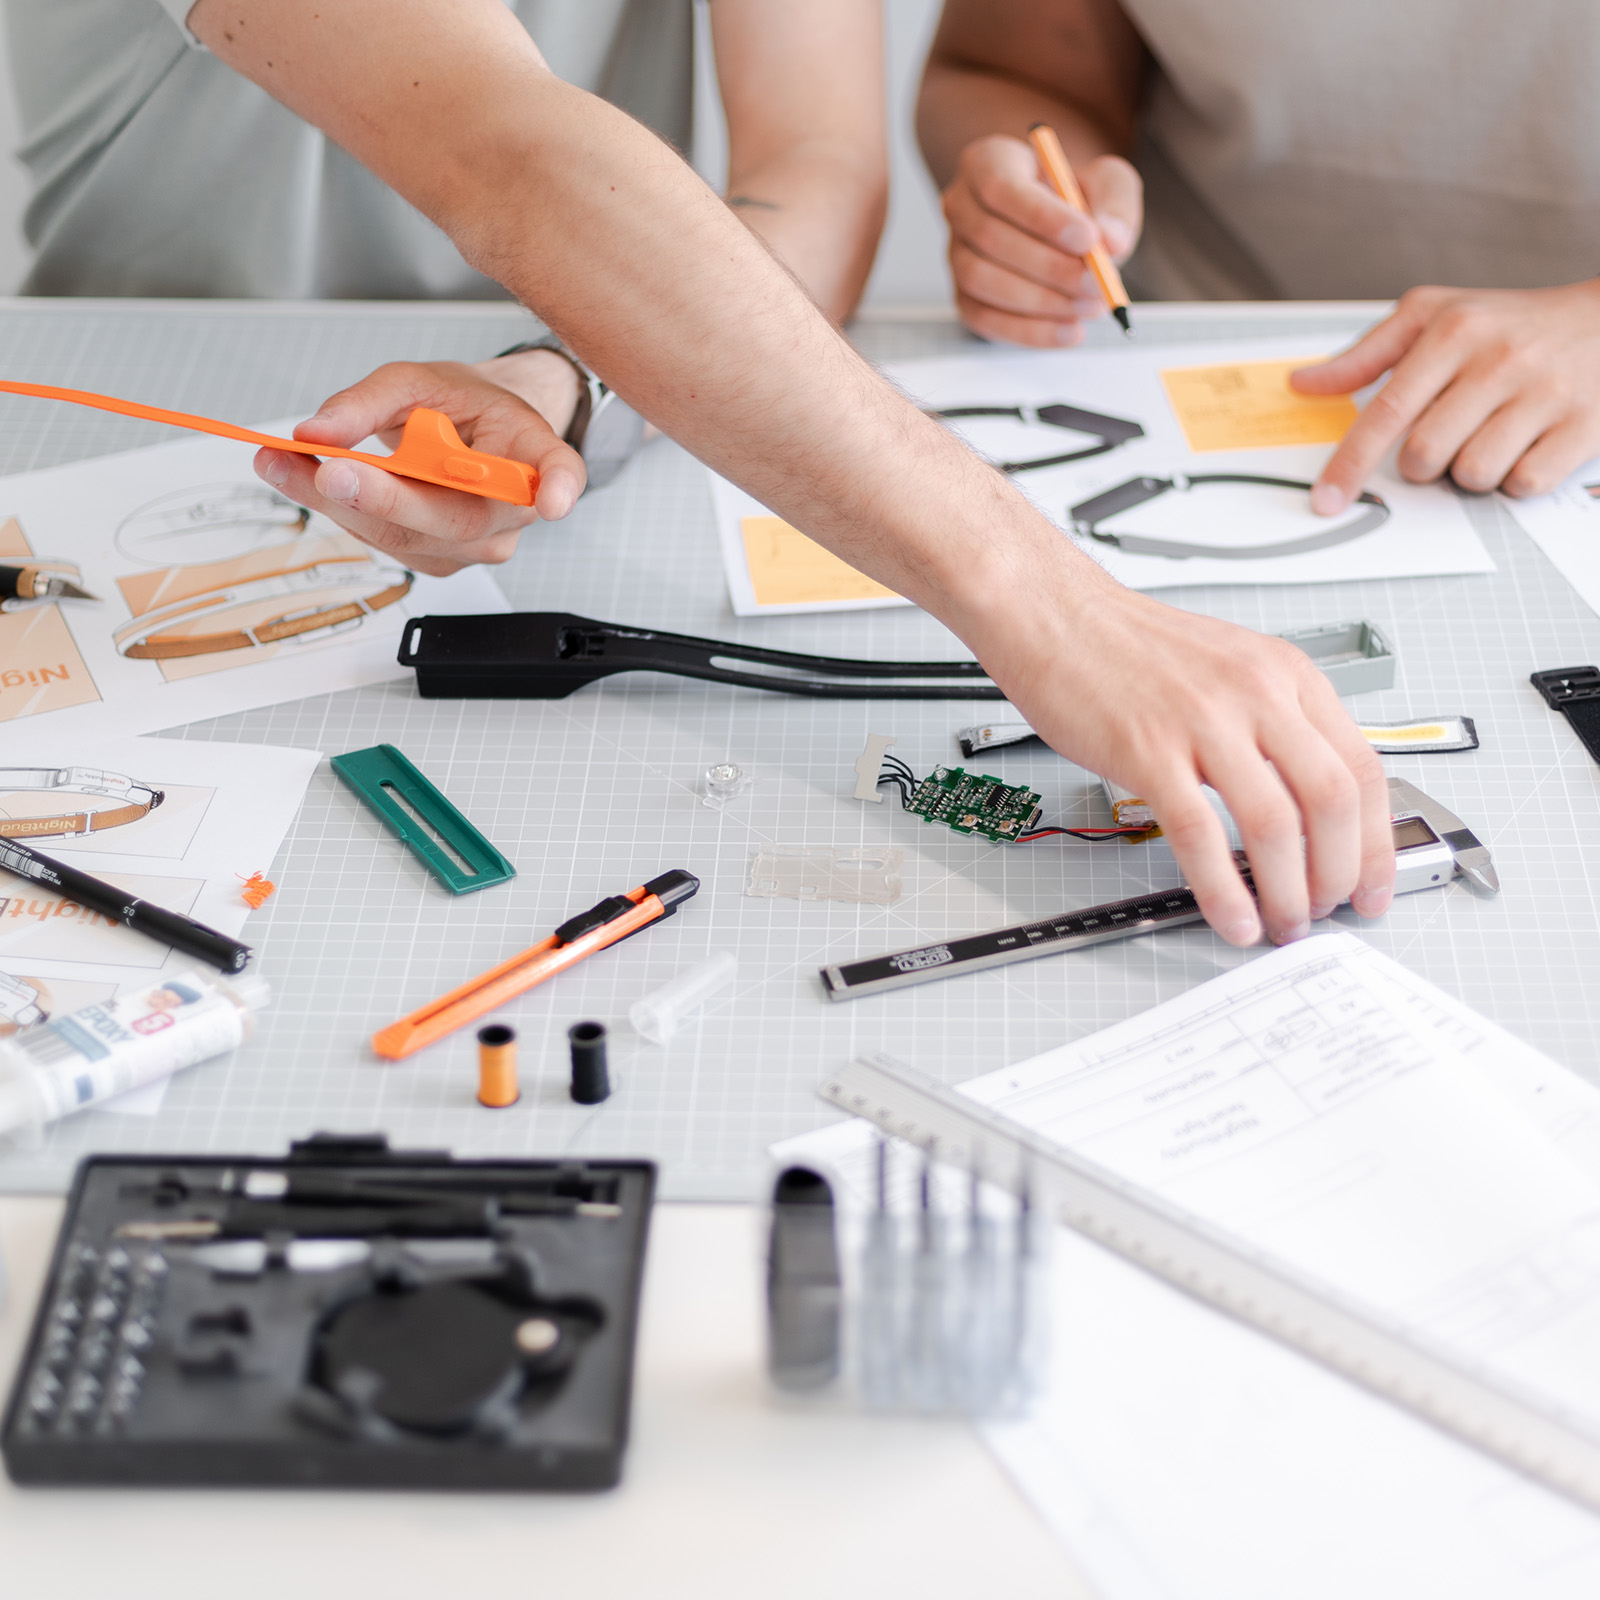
left=1160, top=358, right=1358, bottom=452
left=740, top=516, right=900, bottom=607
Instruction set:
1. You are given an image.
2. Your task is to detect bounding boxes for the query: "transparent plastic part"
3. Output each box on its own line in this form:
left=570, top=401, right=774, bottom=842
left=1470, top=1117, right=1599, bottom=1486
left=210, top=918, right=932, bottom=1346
left=629, top=952, right=738, bottom=1045
left=702, top=761, right=752, bottom=810
left=745, top=845, right=903, bottom=906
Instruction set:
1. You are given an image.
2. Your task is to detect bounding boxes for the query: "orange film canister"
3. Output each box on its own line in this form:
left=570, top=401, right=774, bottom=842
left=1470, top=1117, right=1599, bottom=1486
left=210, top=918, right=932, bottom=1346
left=476, top=1023, right=520, bottom=1108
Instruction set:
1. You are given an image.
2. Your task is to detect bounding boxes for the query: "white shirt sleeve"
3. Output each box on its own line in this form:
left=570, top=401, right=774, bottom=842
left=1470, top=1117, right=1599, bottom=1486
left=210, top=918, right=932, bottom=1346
left=153, top=0, right=207, bottom=49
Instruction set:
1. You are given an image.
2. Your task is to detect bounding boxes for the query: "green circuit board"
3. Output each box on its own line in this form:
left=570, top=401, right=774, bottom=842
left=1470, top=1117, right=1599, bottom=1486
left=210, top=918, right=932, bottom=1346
left=905, top=766, right=1042, bottom=843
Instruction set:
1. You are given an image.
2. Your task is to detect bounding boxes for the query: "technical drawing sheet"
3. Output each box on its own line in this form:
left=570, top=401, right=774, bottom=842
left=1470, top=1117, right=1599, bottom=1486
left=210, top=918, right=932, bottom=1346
left=0, top=423, right=506, bottom=738
left=710, top=337, right=1495, bottom=611
left=0, top=734, right=319, bottom=1112
left=780, top=934, right=1600, bottom=1598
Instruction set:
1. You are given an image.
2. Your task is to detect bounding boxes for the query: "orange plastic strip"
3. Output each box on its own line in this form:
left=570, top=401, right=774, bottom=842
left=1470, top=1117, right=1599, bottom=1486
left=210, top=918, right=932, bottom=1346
left=372, top=885, right=665, bottom=1060
left=0, top=380, right=537, bottom=507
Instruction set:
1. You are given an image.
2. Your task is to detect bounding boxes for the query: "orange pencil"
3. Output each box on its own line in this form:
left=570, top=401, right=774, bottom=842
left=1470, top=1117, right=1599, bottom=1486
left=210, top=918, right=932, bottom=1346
left=373, top=869, right=700, bottom=1060
left=1027, top=123, right=1132, bottom=337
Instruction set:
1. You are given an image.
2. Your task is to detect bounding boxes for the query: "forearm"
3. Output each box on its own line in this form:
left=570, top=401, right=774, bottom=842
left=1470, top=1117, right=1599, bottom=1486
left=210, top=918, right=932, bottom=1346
left=726, top=146, right=886, bottom=325
left=918, top=60, right=1121, bottom=188
left=193, top=0, right=1078, bottom=649
left=710, top=0, right=886, bottom=324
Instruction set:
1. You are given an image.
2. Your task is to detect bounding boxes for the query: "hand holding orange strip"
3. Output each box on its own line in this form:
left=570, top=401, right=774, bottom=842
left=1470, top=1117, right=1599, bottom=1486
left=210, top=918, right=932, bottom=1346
left=0, top=379, right=539, bottom=506
left=1027, top=124, right=1133, bottom=337
left=372, top=869, right=701, bottom=1061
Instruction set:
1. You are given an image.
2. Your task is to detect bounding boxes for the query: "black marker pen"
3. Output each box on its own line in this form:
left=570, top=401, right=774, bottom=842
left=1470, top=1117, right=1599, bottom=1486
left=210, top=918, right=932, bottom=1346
left=0, top=836, right=253, bottom=973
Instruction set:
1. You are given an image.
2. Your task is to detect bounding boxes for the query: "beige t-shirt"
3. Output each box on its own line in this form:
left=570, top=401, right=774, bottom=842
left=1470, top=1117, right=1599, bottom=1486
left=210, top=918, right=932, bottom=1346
left=1120, top=0, right=1600, bottom=301
left=4, top=0, right=694, bottom=299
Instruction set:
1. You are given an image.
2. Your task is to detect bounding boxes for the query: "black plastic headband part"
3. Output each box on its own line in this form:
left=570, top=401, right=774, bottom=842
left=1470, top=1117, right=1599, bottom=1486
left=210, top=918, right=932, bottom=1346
left=1069, top=473, right=1390, bottom=560
left=929, top=402, right=1145, bottom=474
left=398, top=613, right=1005, bottom=701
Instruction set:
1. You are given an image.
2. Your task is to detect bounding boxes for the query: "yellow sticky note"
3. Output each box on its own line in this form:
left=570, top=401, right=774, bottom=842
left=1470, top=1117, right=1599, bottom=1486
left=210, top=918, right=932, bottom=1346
left=740, top=516, right=900, bottom=607
left=1160, top=358, right=1358, bottom=452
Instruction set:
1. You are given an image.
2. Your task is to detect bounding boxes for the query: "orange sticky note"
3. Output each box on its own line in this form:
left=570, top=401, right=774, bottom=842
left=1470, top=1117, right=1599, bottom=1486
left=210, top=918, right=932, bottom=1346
left=1160, top=358, right=1358, bottom=452
left=740, top=516, right=900, bottom=607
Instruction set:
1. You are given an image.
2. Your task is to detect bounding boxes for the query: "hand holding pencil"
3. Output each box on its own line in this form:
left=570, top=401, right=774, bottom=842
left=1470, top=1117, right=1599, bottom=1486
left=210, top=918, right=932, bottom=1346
left=935, top=131, right=1142, bottom=348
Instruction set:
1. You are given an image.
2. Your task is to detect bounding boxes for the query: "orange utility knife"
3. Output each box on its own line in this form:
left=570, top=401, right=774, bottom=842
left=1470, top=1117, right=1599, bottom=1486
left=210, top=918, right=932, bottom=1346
left=373, top=869, right=701, bottom=1061
left=0, top=380, right=539, bottom=506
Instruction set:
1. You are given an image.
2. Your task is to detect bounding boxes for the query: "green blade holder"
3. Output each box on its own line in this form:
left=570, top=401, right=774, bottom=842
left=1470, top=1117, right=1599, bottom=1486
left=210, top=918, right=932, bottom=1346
left=330, top=744, right=515, bottom=895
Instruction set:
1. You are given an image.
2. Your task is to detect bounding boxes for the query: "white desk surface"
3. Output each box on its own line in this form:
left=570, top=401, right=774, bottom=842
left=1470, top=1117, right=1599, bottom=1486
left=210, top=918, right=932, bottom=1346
left=0, top=1195, right=1088, bottom=1600
left=3, top=296, right=1599, bottom=1591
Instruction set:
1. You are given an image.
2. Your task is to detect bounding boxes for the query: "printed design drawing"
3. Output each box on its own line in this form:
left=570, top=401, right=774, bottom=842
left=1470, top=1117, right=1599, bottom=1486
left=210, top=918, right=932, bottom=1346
left=0, top=767, right=166, bottom=839
left=928, top=400, right=1144, bottom=475
left=0, top=969, right=47, bottom=1030
left=111, top=486, right=413, bottom=680
left=0, top=515, right=101, bottom=722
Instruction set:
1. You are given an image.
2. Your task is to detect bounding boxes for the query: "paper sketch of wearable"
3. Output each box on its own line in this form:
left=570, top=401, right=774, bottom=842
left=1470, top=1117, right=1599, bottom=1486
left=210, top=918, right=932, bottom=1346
left=0, top=767, right=165, bottom=839
left=0, top=971, right=47, bottom=1029
left=929, top=403, right=1145, bottom=474
left=1069, top=473, right=1390, bottom=560
left=114, top=555, right=413, bottom=660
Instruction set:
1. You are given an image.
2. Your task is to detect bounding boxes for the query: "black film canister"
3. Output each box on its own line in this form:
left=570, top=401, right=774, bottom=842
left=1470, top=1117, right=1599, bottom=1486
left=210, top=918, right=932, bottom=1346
left=568, top=1021, right=610, bottom=1104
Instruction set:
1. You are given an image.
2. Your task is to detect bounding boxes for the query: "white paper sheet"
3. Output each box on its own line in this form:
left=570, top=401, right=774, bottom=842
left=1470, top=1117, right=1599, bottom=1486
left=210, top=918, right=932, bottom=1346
left=0, top=734, right=321, bottom=1113
left=712, top=338, right=1494, bottom=613
left=0, top=422, right=507, bottom=738
left=776, top=934, right=1600, bottom=1598
left=1503, top=465, right=1600, bottom=623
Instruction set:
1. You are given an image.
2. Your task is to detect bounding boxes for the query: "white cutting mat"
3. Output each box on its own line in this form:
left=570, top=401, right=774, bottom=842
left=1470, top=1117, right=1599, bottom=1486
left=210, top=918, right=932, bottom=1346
left=0, top=300, right=1595, bottom=1198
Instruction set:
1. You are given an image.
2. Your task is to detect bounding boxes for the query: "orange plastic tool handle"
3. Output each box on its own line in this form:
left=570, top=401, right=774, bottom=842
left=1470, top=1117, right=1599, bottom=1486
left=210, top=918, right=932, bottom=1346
left=0, top=380, right=538, bottom=507
left=371, top=886, right=664, bottom=1061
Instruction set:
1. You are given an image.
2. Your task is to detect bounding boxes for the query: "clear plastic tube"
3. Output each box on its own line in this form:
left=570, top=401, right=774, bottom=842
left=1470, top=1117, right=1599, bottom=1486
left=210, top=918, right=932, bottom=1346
left=0, top=968, right=269, bottom=1138
left=628, top=952, right=737, bottom=1044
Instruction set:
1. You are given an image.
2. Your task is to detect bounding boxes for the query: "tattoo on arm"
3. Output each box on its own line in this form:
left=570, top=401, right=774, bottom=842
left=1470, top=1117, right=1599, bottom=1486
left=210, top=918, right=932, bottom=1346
left=727, top=194, right=782, bottom=211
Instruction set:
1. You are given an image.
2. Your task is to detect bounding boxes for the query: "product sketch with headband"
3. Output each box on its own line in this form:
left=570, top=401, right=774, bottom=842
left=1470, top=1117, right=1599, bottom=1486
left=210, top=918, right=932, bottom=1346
left=0, top=419, right=506, bottom=740
left=708, top=338, right=1497, bottom=612
left=111, top=485, right=413, bottom=680
left=0, top=513, right=102, bottom=720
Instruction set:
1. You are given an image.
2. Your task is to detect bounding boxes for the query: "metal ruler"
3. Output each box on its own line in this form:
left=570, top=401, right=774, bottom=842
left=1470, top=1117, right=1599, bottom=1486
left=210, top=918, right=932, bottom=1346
left=819, top=1052, right=1600, bottom=1515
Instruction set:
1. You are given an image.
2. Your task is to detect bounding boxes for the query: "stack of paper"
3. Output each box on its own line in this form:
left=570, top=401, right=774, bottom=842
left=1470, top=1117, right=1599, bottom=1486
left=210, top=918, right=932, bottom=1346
left=778, top=934, right=1600, bottom=1597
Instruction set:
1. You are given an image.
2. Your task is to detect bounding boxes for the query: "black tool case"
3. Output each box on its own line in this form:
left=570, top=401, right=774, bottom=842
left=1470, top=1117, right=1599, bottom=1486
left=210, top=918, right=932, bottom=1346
left=2, top=1136, right=655, bottom=1490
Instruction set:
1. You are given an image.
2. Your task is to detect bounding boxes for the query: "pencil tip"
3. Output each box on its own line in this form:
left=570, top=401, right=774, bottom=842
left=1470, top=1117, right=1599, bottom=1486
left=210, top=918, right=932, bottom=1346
left=1113, top=306, right=1132, bottom=336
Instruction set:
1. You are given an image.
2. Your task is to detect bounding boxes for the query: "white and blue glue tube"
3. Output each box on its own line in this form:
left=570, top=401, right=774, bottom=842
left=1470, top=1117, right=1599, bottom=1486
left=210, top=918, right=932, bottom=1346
left=0, top=969, right=269, bottom=1138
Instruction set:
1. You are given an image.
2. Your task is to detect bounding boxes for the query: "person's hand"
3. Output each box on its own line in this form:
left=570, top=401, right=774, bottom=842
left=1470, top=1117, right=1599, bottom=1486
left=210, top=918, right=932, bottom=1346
left=940, top=134, right=1142, bottom=348
left=967, top=556, right=1394, bottom=946
left=1291, top=280, right=1600, bottom=514
left=254, top=358, right=587, bottom=577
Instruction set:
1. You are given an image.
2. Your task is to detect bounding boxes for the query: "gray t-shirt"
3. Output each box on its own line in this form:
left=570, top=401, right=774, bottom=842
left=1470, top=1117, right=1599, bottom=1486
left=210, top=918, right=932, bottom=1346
left=3, top=0, right=693, bottom=298
left=1118, top=0, right=1600, bottom=302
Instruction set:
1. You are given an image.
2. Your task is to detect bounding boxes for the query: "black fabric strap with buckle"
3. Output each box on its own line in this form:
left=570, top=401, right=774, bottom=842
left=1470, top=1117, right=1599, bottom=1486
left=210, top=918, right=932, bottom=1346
left=1531, top=666, right=1600, bottom=767
left=1069, top=473, right=1390, bottom=560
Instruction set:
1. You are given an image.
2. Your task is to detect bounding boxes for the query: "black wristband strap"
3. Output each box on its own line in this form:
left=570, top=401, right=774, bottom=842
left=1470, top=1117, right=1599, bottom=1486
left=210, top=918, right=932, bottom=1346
left=494, top=336, right=594, bottom=452
left=493, top=335, right=644, bottom=489
left=1530, top=666, right=1600, bottom=767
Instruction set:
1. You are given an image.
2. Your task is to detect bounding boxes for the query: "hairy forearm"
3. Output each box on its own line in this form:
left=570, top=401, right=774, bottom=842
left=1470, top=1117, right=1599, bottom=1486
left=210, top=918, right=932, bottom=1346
left=192, top=0, right=1095, bottom=654
left=918, top=59, right=1121, bottom=188
left=726, top=145, right=887, bottom=325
